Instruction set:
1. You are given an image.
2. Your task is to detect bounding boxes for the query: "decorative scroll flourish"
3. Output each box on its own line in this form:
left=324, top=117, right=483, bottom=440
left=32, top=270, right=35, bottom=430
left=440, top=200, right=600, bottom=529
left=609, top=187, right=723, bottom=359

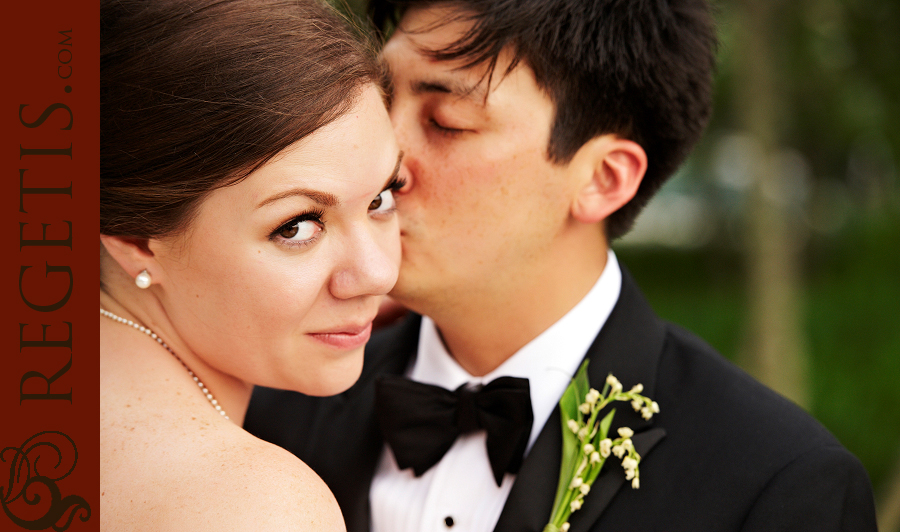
left=1, top=431, right=91, bottom=531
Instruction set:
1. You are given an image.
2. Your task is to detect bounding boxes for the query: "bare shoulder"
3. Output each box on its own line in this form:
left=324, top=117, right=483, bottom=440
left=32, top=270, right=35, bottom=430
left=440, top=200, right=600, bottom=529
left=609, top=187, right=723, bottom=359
left=213, top=430, right=347, bottom=531
left=102, top=411, right=345, bottom=531
left=101, top=324, right=344, bottom=530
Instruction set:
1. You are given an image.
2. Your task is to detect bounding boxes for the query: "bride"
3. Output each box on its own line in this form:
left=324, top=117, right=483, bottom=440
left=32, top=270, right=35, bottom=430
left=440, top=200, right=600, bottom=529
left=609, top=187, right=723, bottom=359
left=100, top=0, right=402, bottom=529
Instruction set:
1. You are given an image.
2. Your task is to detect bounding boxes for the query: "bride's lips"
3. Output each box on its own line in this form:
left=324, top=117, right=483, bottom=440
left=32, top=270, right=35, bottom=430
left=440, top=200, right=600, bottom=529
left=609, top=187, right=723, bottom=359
left=308, top=322, right=373, bottom=350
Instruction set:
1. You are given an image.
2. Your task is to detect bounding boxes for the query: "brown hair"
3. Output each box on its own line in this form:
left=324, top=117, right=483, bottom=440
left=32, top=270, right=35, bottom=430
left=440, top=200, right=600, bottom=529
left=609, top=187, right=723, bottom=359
left=101, top=0, right=380, bottom=238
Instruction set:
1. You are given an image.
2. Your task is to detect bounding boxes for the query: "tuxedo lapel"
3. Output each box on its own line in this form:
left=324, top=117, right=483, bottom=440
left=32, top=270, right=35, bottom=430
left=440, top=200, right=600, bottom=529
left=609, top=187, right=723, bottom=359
left=339, top=314, right=422, bottom=532
left=493, top=406, right=567, bottom=532
left=493, top=268, right=668, bottom=532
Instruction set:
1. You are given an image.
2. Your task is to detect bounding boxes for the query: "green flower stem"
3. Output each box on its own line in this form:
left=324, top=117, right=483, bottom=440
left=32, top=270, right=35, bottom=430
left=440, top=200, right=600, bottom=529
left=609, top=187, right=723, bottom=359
left=545, top=363, right=658, bottom=532
left=551, top=456, right=586, bottom=525
left=585, top=457, right=606, bottom=485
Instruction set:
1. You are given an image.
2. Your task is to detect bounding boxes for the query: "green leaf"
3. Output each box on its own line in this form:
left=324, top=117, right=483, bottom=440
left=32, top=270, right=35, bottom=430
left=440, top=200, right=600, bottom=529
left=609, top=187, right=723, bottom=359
left=549, top=360, right=590, bottom=524
left=559, top=360, right=589, bottom=421
left=598, top=408, right=614, bottom=441
left=573, top=360, right=590, bottom=408
left=550, top=433, right=578, bottom=523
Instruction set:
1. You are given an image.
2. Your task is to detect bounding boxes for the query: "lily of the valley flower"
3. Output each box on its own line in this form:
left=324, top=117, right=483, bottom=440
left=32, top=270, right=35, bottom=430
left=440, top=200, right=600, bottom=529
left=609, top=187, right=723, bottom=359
left=599, top=438, right=612, bottom=458
left=606, top=374, right=623, bottom=394
left=543, top=361, right=659, bottom=532
left=642, top=401, right=661, bottom=421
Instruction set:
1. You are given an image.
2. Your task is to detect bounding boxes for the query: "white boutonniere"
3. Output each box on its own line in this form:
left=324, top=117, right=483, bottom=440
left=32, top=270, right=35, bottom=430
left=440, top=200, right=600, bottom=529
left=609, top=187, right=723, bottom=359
left=543, top=361, right=659, bottom=532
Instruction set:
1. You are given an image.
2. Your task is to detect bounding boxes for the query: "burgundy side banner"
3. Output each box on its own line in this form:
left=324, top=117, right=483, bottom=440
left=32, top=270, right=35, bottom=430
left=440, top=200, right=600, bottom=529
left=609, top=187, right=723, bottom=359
left=1, top=1, right=99, bottom=531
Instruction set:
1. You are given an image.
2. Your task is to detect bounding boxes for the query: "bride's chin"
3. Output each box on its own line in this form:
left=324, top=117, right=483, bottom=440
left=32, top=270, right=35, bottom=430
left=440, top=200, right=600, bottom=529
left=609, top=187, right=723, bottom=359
left=292, top=348, right=366, bottom=397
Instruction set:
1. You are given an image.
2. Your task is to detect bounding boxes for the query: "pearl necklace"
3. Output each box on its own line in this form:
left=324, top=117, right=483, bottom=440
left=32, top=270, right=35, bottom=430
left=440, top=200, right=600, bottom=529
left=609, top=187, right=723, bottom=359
left=100, top=308, right=229, bottom=420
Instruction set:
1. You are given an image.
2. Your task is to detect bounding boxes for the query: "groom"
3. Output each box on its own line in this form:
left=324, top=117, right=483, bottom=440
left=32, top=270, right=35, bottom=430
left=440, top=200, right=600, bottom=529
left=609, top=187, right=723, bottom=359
left=246, top=0, right=877, bottom=530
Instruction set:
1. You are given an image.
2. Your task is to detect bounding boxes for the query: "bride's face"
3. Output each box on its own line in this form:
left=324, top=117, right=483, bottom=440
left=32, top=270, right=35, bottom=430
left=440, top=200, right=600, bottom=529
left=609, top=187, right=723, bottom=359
left=150, top=86, right=401, bottom=396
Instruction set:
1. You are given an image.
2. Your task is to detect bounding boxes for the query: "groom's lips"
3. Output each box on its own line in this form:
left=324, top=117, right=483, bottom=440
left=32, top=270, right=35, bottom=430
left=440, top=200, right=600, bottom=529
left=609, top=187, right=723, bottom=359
left=308, top=322, right=373, bottom=349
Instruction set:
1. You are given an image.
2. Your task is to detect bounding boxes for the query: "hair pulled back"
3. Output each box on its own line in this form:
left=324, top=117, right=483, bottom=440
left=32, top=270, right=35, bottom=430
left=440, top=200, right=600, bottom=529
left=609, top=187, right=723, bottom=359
left=101, top=0, right=380, bottom=238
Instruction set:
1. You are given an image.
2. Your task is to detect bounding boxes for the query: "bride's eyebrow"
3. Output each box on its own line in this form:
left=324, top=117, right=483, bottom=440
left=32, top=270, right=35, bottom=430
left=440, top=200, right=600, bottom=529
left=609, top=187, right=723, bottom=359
left=257, top=152, right=403, bottom=209
left=257, top=188, right=339, bottom=209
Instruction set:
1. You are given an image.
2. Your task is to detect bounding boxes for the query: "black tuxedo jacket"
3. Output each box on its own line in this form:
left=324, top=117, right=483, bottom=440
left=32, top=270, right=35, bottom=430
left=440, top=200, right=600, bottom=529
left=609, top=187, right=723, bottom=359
left=245, top=270, right=876, bottom=532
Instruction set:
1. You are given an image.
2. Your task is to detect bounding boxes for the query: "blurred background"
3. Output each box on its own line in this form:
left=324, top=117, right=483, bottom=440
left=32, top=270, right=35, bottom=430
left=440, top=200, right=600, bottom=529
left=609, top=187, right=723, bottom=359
left=340, top=0, right=900, bottom=528
left=619, top=1, right=900, bottom=529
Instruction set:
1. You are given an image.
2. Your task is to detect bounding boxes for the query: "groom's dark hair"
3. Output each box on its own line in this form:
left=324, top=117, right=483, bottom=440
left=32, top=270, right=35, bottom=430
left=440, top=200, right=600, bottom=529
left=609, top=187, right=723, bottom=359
left=369, top=0, right=717, bottom=240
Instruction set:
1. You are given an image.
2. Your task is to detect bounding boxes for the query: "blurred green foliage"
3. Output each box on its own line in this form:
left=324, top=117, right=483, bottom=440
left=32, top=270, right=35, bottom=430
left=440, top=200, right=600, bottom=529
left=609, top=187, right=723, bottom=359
left=712, top=0, right=900, bottom=185
left=618, top=207, right=900, bottom=494
left=689, top=0, right=899, bottom=499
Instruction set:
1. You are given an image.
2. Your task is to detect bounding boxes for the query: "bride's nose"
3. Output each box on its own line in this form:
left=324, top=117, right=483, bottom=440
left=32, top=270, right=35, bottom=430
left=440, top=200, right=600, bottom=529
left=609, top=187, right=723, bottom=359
left=328, top=228, right=399, bottom=300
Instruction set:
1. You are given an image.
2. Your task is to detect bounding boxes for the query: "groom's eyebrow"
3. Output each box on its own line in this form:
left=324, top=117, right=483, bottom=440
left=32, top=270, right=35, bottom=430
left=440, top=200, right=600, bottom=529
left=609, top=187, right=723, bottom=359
left=412, top=78, right=484, bottom=100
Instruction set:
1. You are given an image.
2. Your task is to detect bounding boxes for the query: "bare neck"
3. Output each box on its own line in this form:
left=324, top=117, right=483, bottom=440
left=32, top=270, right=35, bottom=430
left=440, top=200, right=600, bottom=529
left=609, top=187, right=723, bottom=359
left=100, top=279, right=253, bottom=426
left=430, top=239, right=609, bottom=377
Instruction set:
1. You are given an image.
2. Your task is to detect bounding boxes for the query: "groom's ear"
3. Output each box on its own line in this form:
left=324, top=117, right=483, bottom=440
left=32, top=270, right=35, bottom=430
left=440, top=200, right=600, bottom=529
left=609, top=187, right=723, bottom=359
left=99, top=234, right=156, bottom=280
left=569, top=135, right=647, bottom=225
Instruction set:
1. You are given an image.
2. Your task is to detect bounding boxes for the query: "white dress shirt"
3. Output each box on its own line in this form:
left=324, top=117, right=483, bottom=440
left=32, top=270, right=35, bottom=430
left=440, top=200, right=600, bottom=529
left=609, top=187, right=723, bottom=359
left=370, top=251, right=623, bottom=532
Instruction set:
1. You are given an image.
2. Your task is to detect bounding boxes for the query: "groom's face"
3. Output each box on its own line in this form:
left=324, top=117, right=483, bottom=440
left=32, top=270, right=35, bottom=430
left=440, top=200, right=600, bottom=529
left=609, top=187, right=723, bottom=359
left=383, top=6, right=581, bottom=314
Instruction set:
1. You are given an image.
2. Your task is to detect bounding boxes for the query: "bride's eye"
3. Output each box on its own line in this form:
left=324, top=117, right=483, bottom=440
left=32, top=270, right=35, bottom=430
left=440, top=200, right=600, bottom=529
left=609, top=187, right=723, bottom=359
left=270, top=211, right=324, bottom=247
left=369, top=189, right=396, bottom=214
left=278, top=220, right=318, bottom=240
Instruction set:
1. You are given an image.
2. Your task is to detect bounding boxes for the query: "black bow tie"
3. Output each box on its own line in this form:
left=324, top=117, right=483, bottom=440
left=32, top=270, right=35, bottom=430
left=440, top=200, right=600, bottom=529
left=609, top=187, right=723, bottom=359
left=375, top=375, right=534, bottom=486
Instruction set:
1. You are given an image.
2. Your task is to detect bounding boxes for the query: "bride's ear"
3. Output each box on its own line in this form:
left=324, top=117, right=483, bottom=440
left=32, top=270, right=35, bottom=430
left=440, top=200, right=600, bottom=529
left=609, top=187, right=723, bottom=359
left=570, top=135, right=647, bottom=225
left=100, top=234, right=156, bottom=281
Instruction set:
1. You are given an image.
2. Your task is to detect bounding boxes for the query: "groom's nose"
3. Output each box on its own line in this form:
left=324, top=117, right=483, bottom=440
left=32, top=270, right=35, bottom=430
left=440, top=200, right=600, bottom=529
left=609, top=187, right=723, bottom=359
left=388, top=101, right=419, bottom=193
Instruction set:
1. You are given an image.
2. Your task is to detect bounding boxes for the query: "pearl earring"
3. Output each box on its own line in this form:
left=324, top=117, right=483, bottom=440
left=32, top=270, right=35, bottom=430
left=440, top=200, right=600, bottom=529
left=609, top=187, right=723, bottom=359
left=135, top=270, right=152, bottom=289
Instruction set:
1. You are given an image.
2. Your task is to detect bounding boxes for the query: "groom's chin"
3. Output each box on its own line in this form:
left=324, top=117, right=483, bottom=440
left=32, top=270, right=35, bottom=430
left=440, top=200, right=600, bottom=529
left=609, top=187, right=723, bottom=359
left=388, top=272, right=434, bottom=319
left=391, top=256, right=463, bottom=315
